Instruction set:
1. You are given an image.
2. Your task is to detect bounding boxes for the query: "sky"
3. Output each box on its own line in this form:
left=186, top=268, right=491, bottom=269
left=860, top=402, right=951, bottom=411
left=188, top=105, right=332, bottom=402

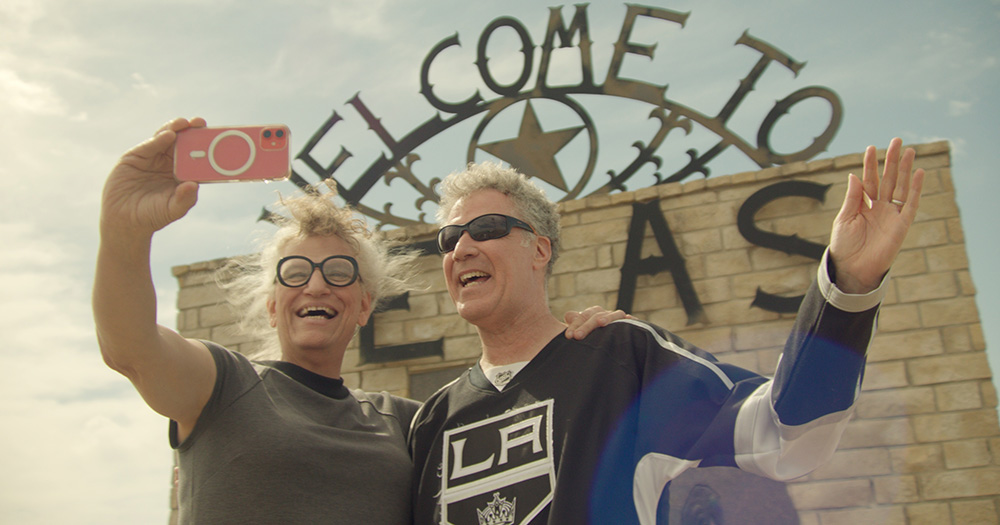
left=1, top=0, right=998, bottom=522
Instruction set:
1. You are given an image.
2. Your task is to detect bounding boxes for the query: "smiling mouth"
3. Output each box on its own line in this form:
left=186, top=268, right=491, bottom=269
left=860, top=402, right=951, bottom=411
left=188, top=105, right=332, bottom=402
left=460, top=271, right=491, bottom=287
left=297, top=306, right=336, bottom=319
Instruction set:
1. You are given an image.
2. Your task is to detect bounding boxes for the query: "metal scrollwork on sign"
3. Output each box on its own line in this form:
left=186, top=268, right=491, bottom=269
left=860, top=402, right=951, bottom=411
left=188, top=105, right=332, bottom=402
left=258, top=3, right=845, bottom=360
left=276, top=3, right=841, bottom=229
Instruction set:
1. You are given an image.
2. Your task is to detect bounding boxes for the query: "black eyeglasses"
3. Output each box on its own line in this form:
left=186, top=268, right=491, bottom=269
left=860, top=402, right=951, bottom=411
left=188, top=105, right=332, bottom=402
left=436, top=213, right=536, bottom=253
left=276, top=255, right=359, bottom=287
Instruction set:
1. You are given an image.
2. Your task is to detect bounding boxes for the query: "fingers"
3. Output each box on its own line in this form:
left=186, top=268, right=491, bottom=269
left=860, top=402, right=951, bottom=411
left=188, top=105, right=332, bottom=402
left=129, top=117, right=208, bottom=165
left=879, top=138, right=903, bottom=204
left=564, top=307, right=631, bottom=339
left=899, top=167, right=925, bottom=224
left=861, top=145, right=879, bottom=204
left=147, top=117, right=207, bottom=154
left=564, top=306, right=602, bottom=334
left=895, top=147, right=915, bottom=202
left=881, top=139, right=921, bottom=217
left=593, top=309, right=630, bottom=324
left=154, top=118, right=189, bottom=137
left=155, top=117, right=207, bottom=136
left=861, top=138, right=919, bottom=211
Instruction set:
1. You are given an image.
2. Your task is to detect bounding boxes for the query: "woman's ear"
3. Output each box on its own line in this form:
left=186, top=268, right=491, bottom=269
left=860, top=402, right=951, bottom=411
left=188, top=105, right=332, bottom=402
left=266, top=296, right=278, bottom=328
left=357, top=291, right=374, bottom=327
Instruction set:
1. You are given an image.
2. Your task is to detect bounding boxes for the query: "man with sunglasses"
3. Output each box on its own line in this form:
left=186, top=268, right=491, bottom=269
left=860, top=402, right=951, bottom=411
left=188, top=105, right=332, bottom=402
left=409, top=140, right=924, bottom=525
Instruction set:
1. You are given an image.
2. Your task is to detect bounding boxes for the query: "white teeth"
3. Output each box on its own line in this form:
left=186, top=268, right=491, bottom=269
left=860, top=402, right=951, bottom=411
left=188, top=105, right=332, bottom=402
left=297, top=306, right=336, bottom=318
left=460, top=271, right=490, bottom=287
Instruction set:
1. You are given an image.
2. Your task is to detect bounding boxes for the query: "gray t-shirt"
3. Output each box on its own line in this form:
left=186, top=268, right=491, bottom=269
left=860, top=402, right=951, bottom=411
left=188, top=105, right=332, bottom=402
left=170, top=342, right=420, bottom=524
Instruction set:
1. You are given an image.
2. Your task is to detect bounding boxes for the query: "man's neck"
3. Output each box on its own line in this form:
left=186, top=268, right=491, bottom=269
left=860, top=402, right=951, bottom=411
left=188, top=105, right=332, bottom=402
left=476, top=309, right=566, bottom=368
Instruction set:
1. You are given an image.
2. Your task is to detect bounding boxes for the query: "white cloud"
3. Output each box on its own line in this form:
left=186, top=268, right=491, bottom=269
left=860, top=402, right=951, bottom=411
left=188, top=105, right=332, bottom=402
left=912, top=135, right=966, bottom=160
left=0, top=221, right=173, bottom=523
left=320, top=0, right=414, bottom=39
left=130, top=72, right=159, bottom=98
left=0, top=0, right=46, bottom=37
left=0, top=70, right=68, bottom=115
left=0, top=394, right=172, bottom=524
left=0, top=223, right=98, bottom=393
left=948, top=100, right=973, bottom=117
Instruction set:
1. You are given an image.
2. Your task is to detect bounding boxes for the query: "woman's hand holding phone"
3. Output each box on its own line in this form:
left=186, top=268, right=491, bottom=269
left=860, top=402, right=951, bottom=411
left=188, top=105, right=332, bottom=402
left=102, top=119, right=291, bottom=243
left=101, top=118, right=206, bottom=239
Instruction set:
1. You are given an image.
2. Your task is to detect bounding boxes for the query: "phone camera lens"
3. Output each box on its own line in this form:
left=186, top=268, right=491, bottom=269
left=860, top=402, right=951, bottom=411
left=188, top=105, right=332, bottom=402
left=276, top=130, right=285, bottom=138
left=263, top=130, right=272, bottom=138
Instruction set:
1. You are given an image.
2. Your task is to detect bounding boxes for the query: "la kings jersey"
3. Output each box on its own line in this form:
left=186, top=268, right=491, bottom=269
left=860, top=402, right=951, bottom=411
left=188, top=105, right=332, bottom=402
left=409, top=260, right=882, bottom=525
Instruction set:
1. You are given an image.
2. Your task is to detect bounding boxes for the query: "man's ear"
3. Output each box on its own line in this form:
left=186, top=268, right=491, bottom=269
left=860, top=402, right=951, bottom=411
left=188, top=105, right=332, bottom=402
left=357, top=290, right=374, bottom=327
left=533, top=235, right=552, bottom=271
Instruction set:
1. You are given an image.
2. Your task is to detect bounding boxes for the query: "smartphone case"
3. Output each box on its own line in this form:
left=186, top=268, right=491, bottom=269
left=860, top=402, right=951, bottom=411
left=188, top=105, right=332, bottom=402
left=174, top=125, right=291, bottom=182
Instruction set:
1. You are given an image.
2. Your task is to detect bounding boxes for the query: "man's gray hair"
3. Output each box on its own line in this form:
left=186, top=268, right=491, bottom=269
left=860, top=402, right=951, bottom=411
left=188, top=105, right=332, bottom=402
left=436, top=161, right=560, bottom=275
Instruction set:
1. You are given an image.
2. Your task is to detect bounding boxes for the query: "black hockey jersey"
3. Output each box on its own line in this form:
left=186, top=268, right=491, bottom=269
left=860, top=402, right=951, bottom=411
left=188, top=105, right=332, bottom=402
left=409, top=259, right=880, bottom=525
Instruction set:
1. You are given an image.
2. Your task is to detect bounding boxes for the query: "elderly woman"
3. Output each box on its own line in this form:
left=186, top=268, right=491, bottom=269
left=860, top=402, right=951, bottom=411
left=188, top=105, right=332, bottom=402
left=93, top=118, right=618, bottom=523
left=94, top=117, right=423, bottom=523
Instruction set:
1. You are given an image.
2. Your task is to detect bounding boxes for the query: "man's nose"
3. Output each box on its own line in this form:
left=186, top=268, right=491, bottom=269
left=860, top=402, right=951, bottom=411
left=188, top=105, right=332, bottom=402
left=451, top=231, right=479, bottom=258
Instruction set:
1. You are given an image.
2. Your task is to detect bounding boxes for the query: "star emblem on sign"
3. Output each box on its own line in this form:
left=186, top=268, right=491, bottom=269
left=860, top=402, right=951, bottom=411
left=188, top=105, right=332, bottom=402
left=477, top=100, right=584, bottom=192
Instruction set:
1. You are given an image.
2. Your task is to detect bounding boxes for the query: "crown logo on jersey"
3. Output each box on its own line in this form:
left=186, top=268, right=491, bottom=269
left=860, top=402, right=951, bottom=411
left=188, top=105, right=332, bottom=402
left=477, top=492, right=516, bottom=525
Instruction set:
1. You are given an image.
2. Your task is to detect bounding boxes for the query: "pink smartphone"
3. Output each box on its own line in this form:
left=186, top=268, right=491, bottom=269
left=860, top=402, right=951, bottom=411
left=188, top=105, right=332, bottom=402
left=174, top=125, right=291, bottom=182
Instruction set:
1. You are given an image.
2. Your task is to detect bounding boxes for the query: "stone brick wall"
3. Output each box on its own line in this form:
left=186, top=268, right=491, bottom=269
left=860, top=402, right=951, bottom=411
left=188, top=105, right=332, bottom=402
left=172, top=141, right=1000, bottom=523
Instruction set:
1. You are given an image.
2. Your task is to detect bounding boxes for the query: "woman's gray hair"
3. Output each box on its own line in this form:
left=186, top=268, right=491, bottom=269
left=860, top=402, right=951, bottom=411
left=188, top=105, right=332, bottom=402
left=219, top=186, right=420, bottom=359
left=435, top=161, right=560, bottom=276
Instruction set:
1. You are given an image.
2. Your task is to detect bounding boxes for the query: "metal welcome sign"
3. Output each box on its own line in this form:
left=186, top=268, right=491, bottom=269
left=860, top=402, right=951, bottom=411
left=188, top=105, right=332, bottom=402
left=268, top=3, right=843, bottom=363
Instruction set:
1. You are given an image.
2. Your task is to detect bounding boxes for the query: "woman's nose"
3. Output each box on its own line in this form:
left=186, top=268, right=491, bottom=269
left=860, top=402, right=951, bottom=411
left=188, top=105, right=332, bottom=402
left=302, top=268, right=331, bottom=293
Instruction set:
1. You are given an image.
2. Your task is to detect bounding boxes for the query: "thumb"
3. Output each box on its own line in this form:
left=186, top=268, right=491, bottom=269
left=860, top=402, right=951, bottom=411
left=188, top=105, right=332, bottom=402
left=169, top=181, right=200, bottom=221
left=835, top=173, right=863, bottom=224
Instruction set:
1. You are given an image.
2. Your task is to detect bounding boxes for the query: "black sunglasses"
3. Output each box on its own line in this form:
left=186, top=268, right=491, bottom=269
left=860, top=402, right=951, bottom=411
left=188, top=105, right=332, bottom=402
left=276, top=255, right=359, bottom=287
left=437, top=213, right=536, bottom=253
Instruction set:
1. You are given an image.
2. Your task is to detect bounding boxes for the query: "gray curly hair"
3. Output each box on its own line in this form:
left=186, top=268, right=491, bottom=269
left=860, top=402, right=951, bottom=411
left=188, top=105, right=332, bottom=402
left=435, top=161, right=560, bottom=276
left=220, top=187, right=420, bottom=359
